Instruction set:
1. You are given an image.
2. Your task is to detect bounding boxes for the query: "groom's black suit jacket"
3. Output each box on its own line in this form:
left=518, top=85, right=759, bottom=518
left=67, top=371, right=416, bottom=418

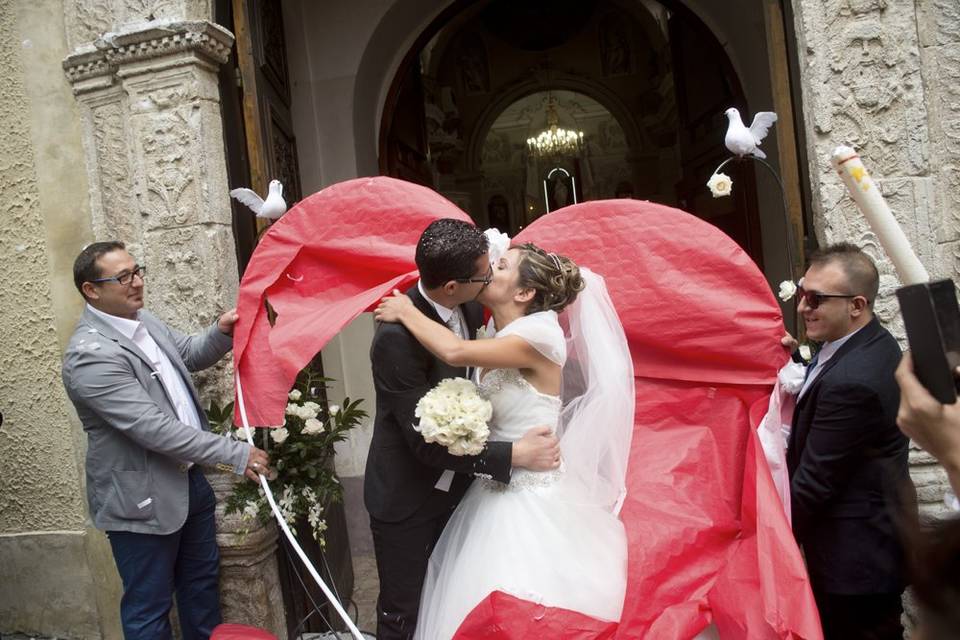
left=787, top=317, right=916, bottom=595
left=364, top=285, right=512, bottom=523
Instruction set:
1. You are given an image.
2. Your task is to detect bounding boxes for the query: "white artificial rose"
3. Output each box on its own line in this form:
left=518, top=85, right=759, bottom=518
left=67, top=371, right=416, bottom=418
left=706, top=172, right=733, bottom=198
left=301, top=401, right=321, bottom=420
left=778, top=280, right=797, bottom=302
left=483, top=228, right=511, bottom=265
left=234, top=426, right=256, bottom=441
left=271, top=427, right=290, bottom=444
left=288, top=389, right=302, bottom=401
left=303, top=418, right=326, bottom=435
left=284, top=402, right=299, bottom=416
left=328, top=404, right=340, bottom=417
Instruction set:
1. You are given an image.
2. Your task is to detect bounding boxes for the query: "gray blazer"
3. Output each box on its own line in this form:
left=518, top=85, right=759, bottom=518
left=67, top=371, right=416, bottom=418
left=62, top=307, right=250, bottom=535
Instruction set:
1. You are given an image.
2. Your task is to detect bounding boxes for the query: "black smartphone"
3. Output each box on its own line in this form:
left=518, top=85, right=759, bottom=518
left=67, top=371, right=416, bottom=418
left=896, top=280, right=960, bottom=404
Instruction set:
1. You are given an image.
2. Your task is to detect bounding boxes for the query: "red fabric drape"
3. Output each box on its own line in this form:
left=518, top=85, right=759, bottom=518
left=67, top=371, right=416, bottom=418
left=233, top=177, right=821, bottom=639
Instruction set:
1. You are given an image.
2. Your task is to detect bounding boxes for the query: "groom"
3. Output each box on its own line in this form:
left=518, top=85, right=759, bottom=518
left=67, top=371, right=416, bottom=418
left=365, top=218, right=561, bottom=640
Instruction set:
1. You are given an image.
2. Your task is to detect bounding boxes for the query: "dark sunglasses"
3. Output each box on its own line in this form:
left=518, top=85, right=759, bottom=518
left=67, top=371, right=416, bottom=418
left=796, top=285, right=861, bottom=310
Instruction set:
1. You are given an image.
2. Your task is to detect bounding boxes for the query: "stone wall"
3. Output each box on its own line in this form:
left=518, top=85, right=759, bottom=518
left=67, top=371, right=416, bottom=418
left=791, top=0, right=955, bottom=517
left=1, top=0, right=284, bottom=636
left=0, top=0, right=118, bottom=636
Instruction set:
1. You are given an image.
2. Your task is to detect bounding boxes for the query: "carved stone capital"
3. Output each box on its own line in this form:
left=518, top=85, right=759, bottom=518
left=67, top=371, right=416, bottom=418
left=64, top=20, right=234, bottom=91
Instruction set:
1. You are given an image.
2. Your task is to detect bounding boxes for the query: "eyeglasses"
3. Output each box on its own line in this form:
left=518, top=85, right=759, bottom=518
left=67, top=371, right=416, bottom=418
left=454, top=265, right=493, bottom=286
left=796, top=285, right=860, bottom=310
left=91, top=265, right=147, bottom=286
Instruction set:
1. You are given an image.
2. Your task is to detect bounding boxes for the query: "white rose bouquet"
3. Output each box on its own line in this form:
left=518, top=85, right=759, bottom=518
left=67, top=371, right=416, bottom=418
left=415, top=377, right=492, bottom=456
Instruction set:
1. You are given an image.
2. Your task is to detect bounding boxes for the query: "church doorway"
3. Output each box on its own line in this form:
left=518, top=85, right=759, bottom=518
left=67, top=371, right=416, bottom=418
left=377, top=0, right=806, bottom=271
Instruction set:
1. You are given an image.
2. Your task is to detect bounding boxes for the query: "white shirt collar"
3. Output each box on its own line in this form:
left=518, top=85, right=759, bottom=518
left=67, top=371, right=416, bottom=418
left=417, top=280, right=455, bottom=323
left=817, top=323, right=866, bottom=363
left=86, top=303, right=142, bottom=341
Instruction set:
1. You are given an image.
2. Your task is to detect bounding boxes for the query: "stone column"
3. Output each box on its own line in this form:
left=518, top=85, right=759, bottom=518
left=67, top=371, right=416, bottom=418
left=209, top=471, right=288, bottom=640
left=62, top=9, right=286, bottom=633
left=791, top=0, right=954, bottom=519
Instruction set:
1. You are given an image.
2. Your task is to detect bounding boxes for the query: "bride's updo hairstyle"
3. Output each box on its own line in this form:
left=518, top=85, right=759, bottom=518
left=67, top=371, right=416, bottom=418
left=516, top=243, right=585, bottom=314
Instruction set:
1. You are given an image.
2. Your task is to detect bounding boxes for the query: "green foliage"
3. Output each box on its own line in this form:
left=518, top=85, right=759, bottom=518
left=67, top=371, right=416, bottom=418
left=206, top=368, right=367, bottom=546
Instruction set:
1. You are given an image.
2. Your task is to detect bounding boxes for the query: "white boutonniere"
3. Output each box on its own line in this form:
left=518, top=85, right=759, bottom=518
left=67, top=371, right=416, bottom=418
left=706, top=172, right=733, bottom=198
left=778, top=280, right=797, bottom=302
left=483, top=228, right=511, bottom=265
left=475, top=325, right=491, bottom=340
left=799, top=344, right=813, bottom=362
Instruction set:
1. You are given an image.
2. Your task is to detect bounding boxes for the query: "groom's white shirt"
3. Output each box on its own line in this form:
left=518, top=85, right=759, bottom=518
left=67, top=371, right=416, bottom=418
left=417, top=280, right=467, bottom=337
left=417, top=280, right=463, bottom=492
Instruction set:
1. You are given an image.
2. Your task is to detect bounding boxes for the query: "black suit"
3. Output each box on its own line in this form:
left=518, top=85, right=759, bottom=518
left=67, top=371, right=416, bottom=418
left=364, top=285, right=512, bottom=640
left=788, top=317, right=917, bottom=639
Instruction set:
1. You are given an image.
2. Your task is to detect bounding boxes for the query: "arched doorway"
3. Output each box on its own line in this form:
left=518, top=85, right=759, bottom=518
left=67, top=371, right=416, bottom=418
left=475, top=89, right=637, bottom=234
left=377, top=0, right=770, bottom=265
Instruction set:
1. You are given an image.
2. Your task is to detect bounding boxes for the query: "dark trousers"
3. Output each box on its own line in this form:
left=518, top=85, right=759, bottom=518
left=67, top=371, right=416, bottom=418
left=107, top=467, right=222, bottom=640
left=813, top=590, right=904, bottom=640
left=369, top=489, right=459, bottom=640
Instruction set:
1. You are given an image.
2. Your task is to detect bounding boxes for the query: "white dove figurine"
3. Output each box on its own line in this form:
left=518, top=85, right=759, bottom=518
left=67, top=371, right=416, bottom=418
left=230, top=179, right=287, bottom=220
left=723, top=108, right=778, bottom=159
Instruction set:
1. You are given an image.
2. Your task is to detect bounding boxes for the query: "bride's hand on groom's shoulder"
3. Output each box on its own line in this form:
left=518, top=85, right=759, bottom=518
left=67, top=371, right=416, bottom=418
left=374, top=290, right=412, bottom=323
left=512, top=426, right=561, bottom=471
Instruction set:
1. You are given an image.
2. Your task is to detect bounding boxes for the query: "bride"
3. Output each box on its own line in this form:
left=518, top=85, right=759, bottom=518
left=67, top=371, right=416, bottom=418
left=374, top=242, right=635, bottom=639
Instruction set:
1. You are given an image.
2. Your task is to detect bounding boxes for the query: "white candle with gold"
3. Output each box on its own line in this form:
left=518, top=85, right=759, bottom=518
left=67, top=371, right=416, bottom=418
left=830, top=145, right=929, bottom=285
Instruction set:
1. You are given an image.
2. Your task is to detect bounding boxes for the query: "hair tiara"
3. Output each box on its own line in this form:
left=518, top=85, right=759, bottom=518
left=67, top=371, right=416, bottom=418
left=548, top=252, right=563, bottom=272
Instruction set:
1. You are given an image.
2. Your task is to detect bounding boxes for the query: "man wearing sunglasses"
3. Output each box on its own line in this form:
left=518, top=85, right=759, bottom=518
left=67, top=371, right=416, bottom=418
left=787, top=243, right=916, bottom=640
left=61, top=241, right=270, bottom=640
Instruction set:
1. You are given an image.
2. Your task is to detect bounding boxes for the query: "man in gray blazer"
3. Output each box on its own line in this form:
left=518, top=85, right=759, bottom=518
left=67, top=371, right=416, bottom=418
left=62, top=241, right=269, bottom=640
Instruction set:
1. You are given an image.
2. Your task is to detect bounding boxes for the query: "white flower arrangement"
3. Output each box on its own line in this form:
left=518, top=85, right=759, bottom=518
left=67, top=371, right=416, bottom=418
left=483, top=228, right=511, bottom=265
left=207, top=369, right=368, bottom=548
left=706, top=172, right=733, bottom=198
left=778, top=280, right=797, bottom=302
left=415, top=377, right=492, bottom=456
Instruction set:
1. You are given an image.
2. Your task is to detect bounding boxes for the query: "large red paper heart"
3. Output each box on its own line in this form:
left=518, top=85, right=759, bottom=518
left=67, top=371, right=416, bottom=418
left=232, top=176, right=821, bottom=639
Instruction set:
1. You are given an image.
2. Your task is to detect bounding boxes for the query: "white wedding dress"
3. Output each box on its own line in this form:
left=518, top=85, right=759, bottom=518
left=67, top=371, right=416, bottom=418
left=413, top=304, right=630, bottom=640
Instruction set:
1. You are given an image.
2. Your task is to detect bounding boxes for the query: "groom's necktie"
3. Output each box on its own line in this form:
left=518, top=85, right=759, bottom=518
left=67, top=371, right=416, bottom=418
left=446, top=307, right=473, bottom=380
left=446, top=307, right=465, bottom=339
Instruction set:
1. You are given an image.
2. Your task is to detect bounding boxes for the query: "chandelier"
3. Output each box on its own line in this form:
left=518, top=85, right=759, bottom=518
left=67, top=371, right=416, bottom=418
left=526, top=97, right=584, bottom=159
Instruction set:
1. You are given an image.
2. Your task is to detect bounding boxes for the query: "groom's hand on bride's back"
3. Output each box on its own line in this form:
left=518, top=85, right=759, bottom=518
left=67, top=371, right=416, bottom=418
left=512, top=426, right=561, bottom=471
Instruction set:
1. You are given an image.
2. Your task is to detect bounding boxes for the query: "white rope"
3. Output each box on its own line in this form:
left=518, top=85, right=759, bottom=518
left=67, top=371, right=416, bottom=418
left=235, top=370, right=365, bottom=640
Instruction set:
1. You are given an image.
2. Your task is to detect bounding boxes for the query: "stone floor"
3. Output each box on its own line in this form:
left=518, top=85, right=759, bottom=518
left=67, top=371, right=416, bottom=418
left=340, top=476, right=379, bottom=637
left=346, top=552, right=378, bottom=635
